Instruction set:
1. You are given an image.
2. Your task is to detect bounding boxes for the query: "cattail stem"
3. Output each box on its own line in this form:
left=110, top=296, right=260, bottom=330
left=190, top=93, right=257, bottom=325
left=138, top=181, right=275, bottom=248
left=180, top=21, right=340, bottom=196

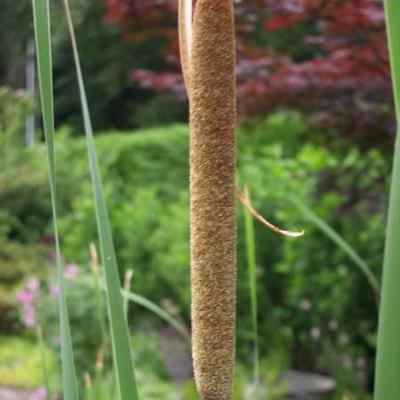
left=189, top=0, right=236, bottom=399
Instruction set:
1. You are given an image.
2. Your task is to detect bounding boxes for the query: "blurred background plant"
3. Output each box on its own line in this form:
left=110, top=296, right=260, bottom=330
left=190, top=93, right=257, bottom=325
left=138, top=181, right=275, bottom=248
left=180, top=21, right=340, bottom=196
left=0, top=0, right=393, bottom=399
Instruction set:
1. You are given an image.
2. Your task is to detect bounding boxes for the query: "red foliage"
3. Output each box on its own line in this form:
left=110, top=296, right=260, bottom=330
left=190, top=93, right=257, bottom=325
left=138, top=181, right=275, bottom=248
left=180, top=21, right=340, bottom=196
left=104, top=0, right=394, bottom=140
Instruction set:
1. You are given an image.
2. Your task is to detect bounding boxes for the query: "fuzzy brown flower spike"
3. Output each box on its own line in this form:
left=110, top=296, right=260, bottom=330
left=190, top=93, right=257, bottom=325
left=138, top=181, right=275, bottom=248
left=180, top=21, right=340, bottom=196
left=190, top=0, right=236, bottom=399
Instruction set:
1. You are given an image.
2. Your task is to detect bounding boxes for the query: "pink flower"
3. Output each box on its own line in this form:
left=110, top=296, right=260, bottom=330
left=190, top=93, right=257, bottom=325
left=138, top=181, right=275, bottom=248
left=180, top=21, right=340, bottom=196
left=17, top=290, right=33, bottom=304
left=29, top=387, right=47, bottom=400
left=27, top=278, right=40, bottom=293
left=23, top=306, right=35, bottom=328
left=64, top=264, right=79, bottom=280
left=17, top=277, right=41, bottom=328
left=24, top=315, right=35, bottom=328
left=52, top=335, right=61, bottom=346
left=50, top=284, right=59, bottom=298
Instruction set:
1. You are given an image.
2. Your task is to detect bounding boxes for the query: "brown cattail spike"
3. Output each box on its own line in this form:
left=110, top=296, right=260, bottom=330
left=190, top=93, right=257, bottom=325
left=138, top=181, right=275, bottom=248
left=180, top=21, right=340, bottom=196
left=190, top=0, right=236, bottom=399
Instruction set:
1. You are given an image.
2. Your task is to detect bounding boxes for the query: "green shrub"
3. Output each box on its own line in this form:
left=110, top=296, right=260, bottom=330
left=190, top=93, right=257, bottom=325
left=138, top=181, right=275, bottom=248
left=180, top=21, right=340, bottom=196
left=37, top=268, right=106, bottom=376
left=239, top=140, right=387, bottom=392
left=0, top=335, right=55, bottom=389
left=0, top=240, right=46, bottom=331
left=0, top=149, right=51, bottom=243
left=0, top=86, right=35, bottom=162
left=2, top=113, right=388, bottom=395
left=55, top=117, right=388, bottom=381
left=0, top=87, right=49, bottom=243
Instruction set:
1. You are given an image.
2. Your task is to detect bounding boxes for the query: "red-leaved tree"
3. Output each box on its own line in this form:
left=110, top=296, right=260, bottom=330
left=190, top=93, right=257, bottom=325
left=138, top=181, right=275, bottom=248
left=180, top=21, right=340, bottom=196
left=104, top=0, right=393, bottom=143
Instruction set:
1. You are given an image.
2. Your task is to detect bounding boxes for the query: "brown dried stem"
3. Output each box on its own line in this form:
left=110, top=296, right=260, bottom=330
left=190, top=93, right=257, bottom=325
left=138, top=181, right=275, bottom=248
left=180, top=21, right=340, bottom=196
left=236, top=186, right=304, bottom=238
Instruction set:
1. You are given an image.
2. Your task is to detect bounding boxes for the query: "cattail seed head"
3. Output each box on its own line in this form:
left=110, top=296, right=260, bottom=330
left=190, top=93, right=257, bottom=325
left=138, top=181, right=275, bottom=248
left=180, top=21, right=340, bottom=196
left=190, top=0, right=236, bottom=399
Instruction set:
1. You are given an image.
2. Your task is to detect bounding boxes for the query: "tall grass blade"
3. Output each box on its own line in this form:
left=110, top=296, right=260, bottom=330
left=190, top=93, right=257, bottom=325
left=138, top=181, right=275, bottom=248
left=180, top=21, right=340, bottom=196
left=121, top=290, right=191, bottom=342
left=31, top=1, right=79, bottom=398
left=291, top=197, right=380, bottom=297
left=243, top=187, right=260, bottom=395
left=61, top=1, right=139, bottom=399
left=374, top=2, right=400, bottom=399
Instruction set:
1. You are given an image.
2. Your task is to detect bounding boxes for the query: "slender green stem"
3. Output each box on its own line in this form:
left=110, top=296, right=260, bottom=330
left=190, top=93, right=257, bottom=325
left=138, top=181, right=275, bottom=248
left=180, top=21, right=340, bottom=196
left=31, top=1, right=79, bottom=398
left=374, top=2, right=400, bottom=399
left=243, top=187, right=260, bottom=395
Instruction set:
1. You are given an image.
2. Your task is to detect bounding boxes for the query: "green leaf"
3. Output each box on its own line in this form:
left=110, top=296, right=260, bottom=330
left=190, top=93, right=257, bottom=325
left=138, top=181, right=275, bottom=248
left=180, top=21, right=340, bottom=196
left=31, top=0, right=79, bottom=398
left=243, top=188, right=260, bottom=396
left=121, top=290, right=190, bottom=342
left=291, top=196, right=380, bottom=297
left=61, top=1, right=139, bottom=399
left=374, top=2, right=400, bottom=399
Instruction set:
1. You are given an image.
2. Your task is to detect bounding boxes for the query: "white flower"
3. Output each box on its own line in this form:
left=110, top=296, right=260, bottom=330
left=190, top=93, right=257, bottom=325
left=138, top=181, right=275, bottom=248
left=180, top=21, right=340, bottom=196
left=310, top=326, right=321, bottom=341
left=299, top=298, right=311, bottom=311
left=328, top=319, right=339, bottom=331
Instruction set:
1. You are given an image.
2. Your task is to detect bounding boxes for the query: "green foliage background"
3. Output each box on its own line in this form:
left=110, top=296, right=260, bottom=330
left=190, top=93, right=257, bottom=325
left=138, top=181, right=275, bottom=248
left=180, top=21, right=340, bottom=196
left=0, top=112, right=387, bottom=396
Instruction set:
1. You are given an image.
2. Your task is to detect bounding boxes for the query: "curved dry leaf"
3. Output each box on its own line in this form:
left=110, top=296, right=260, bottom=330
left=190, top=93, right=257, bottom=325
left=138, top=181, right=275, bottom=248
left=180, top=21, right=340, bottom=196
left=235, top=186, right=304, bottom=238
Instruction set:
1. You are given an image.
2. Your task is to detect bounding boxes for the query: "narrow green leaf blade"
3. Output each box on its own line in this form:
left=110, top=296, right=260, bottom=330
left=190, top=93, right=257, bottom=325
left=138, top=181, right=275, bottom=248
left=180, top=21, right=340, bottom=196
left=61, top=1, right=139, bottom=399
left=243, top=188, right=260, bottom=395
left=31, top=1, right=79, bottom=398
left=121, top=290, right=191, bottom=342
left=291, top=197, right=380, bottom=296
left=374, top=2, right=400, bottom=399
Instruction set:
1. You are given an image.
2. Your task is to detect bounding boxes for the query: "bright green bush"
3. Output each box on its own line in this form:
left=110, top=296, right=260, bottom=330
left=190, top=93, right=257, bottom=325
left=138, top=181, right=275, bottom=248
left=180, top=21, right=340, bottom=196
left=0, top=335, right=55, bottom=389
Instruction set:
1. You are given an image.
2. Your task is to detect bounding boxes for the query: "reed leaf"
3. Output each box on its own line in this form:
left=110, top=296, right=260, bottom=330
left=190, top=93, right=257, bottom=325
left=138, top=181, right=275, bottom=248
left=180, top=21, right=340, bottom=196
left=61, top=1, right=139, bottom=399
left=242, top=187, right=260, bottom=396
left=374, top=2, right=400, bottom=399
left=291, top=196, right=379, bottom=297
left=121, top=290, right=190, bottom=341
left=31, top=1, right=79, bottom=398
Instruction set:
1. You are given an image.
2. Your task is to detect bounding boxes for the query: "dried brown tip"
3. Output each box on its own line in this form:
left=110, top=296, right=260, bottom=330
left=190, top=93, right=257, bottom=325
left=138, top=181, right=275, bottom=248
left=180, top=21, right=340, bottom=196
left=95, top=349, right=104, bottom=372
left=190, top=0, right=236, bottom=399
left=236, top=186, right=305, bottom=238
left=178, top=0, right=192, bottom=94
left=89, top=242, right=99, bottom=274
left=84, top=372, right=92, bottom=390
left=123, top=269, right=134, bottom=291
